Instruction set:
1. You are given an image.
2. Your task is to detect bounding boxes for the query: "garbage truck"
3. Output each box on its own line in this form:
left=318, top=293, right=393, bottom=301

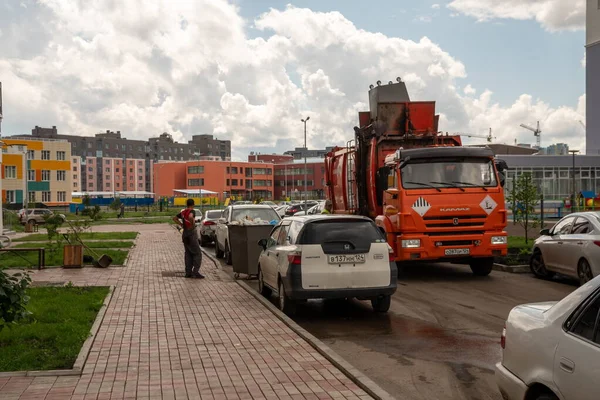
left=324, top=79, right=508, bottom=276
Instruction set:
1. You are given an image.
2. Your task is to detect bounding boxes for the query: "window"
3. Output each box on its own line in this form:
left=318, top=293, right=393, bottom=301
left=73, top=166, right=78, bottom=172
left=188, top=178, right=204, bottom=186
left=105, top=160, right=110, bottom=165
left=4, top=166, right=17, bottom=179
left=231, top=167, right=238, bottom=174
left=187, top=166, right=204, bottom=174
left=287, top=221, right=304, bottom=244
left=56, top=151, right=66, bottom=161
left=116, top=182, right=120, bottom=188
left=231, top=179, right=238, bottom=186
left=88, top=174, right=93, bottom=180
left=138, top=176, right=143, bottom=181
left=27, top=150, right=35, bottom=160
left=88, top=182, right=93, bottom=188
left=6, top=190, right=16, bottom=203
left=569, top=293, right=600, bottom=345
left=130, top=168, right=133, bottom=173
left=226, top=179, right=230, bottom=186
left=106, top=175, right=111, bottom=180
left=42, top=191, right=51, bottom=202
left=138, top=168, right=143, bottom=173
left=552, top=217, right=575, bottom=235
left=27, top=170, right=35, bottom=181
left=73, top=174, right=78, bottom=180
left=41, top=170, right=51, bottom=181
left=57, top=170, right=66, bottom=181
left=41, top=150, right=51, bottom=160
left=88, top=142, right=93, bottom=149
left=105, top=168, right=110, bottom=173
left=57, top=191, right=66, bottom=202
left=253, top=168, right=268, bottom=175
left=138, top=183, right=144, bottom=188
left=116, top=168, right=120, bottom=173
left=73, top=182, right=77, bottom=188
left=88, top=167, right=93, bottom=172
left=572, top=218, right=593, bottom=234
left=28, top=192, right=36, bottom=203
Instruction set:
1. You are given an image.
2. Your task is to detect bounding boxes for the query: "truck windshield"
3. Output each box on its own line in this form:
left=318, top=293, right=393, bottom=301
left=401, top=158, right=497, bottom=189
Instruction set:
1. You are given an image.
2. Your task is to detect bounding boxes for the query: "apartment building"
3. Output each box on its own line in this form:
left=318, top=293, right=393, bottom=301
left=12, top=127, right=231, bottom=193
left=284, top=146, right=335, bottom=160
left=153, top=160, right=275, bottom=200
left=1, top=138, right=72, bottom=206
left=274, top=158, right=326, bottom=200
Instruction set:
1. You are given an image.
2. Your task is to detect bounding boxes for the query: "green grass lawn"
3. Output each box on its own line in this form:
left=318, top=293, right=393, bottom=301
left=508, top=236, right=535, bottom=250
left=14, top=232, right=138, bottom=242
left=0, top=248, right=129, bottom=269
left=13, top=241, right=135, bottom=249
left=0, top=286, right=109, bottom=372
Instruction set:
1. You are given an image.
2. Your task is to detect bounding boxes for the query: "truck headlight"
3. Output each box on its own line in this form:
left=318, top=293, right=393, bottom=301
left=402, top=239, right=421, bottom=248
left=491, top=236, right=507, bottom=245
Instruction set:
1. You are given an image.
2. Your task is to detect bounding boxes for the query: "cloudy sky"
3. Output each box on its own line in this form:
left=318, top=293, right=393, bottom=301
left=0, top=0, right=587, bottom=159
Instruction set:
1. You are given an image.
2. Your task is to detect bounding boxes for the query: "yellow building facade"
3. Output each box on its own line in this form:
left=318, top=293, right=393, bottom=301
left=1, top=138, right=72, bottom=206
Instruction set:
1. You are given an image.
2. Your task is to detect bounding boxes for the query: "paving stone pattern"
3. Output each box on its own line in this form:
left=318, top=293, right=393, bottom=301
left=0, top=226, right=371, bottom=400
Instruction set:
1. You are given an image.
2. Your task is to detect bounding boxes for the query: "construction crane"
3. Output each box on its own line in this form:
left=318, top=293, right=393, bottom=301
left=520, top=121, right=541, bottom=149
left=463, top=127, right=495, bottom=143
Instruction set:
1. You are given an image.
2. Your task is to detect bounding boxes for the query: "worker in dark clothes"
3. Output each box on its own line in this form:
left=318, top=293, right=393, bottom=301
left=173, top=199, right=204, bottom=279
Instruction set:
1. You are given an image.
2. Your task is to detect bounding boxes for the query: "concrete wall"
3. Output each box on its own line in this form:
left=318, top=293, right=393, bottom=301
left=587, top=0, right=600, bottom=46
left=587, top=44, right=600, bottom=155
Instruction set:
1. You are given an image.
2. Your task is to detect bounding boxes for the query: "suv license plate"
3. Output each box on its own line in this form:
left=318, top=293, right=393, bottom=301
left=328, top=254, right=366, bottom=264
left=445, top=248, right=470, bottom=256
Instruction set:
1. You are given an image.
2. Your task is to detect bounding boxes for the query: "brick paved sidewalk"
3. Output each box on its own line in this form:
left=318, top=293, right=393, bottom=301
left=0, top=227, right=371, bottom=400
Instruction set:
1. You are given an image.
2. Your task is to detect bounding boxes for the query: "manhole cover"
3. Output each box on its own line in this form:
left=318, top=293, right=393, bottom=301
left=161, top=271, right=186, bottom=277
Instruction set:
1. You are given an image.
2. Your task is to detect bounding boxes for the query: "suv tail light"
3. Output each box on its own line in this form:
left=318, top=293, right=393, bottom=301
left=388, top=245, right=395, bottom=262
left=288, top=252, right=302, bottom=265
left=501, top=324, right=506, bottom=349
left=203, top=220, right=215, bottom=226
left=594, top=241, right=600, bottom=247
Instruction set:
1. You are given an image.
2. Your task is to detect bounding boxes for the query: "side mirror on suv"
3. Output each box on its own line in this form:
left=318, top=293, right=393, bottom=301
left=539, top=228, right=550, bottom=236
left=218, top=217, right=227, bottom=224
left=257, top=238, right=267, bottom=250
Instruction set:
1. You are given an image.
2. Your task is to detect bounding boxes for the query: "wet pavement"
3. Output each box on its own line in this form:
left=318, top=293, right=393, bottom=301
left=207, top=243, right=577, bottom=400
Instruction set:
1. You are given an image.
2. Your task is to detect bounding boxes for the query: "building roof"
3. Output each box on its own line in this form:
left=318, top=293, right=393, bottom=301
left=174, top=189, right=218, bottom=195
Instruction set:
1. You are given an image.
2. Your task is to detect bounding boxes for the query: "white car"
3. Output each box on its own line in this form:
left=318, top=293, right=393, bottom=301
left=197, top=209, right=223, bottom=246
left=530, top=212, right=600, bottom=285
left=215, top=205, right=281, bottom=265
left=496, top=275, right=600, bottom=400
left=256, top=215, right=397, bottom=315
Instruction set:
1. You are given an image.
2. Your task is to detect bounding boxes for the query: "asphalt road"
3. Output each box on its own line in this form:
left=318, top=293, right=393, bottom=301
left=205, top=243, right=577, bottom=400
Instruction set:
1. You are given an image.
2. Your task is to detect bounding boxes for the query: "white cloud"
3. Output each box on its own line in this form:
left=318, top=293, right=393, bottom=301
left=416, top=15, right=433, bottom=23
left=432, top=4, right=441, bottom=9
left=463, top=84, right=476, bottom=95
left=582, top=52, right=586, bottom=68
left=0, top=1, right=586, bottom=158
left=448, top=0, right=585, bottom=31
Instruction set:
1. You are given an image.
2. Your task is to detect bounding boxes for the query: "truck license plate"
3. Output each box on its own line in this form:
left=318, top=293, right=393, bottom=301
left=328, top=254, right=366, bottom=264
left=445, top=248, right=470, bottom=256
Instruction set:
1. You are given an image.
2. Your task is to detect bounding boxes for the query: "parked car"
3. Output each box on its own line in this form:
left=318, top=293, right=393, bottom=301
left=260, top=201, right=277, bottom=206
left=197, top=209, right=223, bottom=246
left=284, top=202, right=318, bottom=216
left=20, top=208, right=65, bottom=225
left=256, top=215, right=397, bottom=315
left=530, top=212, right=600, bottom=285
left=495, top=275, right=600, bottom=400
left=295, top=201, right=326, bottom=216
left=215, top=205, right=281, bottom=265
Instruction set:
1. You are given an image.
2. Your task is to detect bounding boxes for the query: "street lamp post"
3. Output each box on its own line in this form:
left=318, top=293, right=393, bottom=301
left=301, top=116, right=310, bottom=207
left=569, top=149, right=579, bottom=213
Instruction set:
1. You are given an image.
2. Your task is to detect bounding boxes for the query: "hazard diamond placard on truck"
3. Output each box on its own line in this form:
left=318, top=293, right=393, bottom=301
left=412, top=197, right=431, bottom=217
left=480, top=195, right=498, bottom=215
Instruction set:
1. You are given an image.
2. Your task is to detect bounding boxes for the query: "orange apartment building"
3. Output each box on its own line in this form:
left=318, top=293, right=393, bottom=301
left=153, top=160, right=275, bottom=201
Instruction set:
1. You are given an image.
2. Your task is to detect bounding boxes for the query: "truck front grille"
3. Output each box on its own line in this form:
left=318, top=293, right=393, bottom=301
left=423, top=215, right=487, bottom=229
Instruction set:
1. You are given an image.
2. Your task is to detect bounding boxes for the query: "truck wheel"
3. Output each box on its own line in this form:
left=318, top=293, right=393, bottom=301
left=470, top=258, right=493, bottom=276
left=371, top=295, right=391, bottom=313
left=215, top=241, right=224, bottom=259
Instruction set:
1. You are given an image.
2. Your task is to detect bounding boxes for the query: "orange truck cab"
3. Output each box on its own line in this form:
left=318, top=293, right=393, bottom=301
left=375, top=146, right=508, bottom=275
left=324, top=79, right=508, bottom=276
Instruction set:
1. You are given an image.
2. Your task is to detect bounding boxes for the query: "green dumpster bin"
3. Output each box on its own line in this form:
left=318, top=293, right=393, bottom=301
left=229, top=224, right=274, bottom=279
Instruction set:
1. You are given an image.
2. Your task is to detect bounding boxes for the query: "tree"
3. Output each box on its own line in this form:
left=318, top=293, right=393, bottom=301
left=82, top=195, right=92, bottom=208
left=507, top=173, right=539, bottom=244
left=110, top=198, right=122, bottom=211
left=0, top=271, right=32, bottom=331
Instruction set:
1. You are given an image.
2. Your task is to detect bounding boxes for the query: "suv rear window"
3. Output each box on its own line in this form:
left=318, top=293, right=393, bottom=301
left=207, top=211, right=222, bottom=219
left=299, top=220, right=384, bottom=245
left=231, top=207, right=280, bottom=222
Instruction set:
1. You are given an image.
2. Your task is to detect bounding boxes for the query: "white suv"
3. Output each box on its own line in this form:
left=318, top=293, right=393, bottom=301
left=215, top=205, right=281, bottom=265
left=496, top=275, right=600, bottom=400
left=257, top=215, right=397, bottom=315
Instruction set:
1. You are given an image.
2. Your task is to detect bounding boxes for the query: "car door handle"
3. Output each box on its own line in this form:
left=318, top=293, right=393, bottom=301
left=577, top=242, right=584, bottom=245
left=557, top=241, right=563, bottom=245
left=559, top=357, right=575, bottom=374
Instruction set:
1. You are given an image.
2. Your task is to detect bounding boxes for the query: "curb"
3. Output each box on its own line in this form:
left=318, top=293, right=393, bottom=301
left=202, top=249, right=395, bottom=400
left=493, top=263, right=530, bottom=274
left=0, top=284, right=115, bottom=378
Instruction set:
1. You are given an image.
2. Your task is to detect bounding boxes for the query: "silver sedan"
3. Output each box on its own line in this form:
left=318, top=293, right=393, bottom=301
left=530, top=211, right=600, bottom=285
